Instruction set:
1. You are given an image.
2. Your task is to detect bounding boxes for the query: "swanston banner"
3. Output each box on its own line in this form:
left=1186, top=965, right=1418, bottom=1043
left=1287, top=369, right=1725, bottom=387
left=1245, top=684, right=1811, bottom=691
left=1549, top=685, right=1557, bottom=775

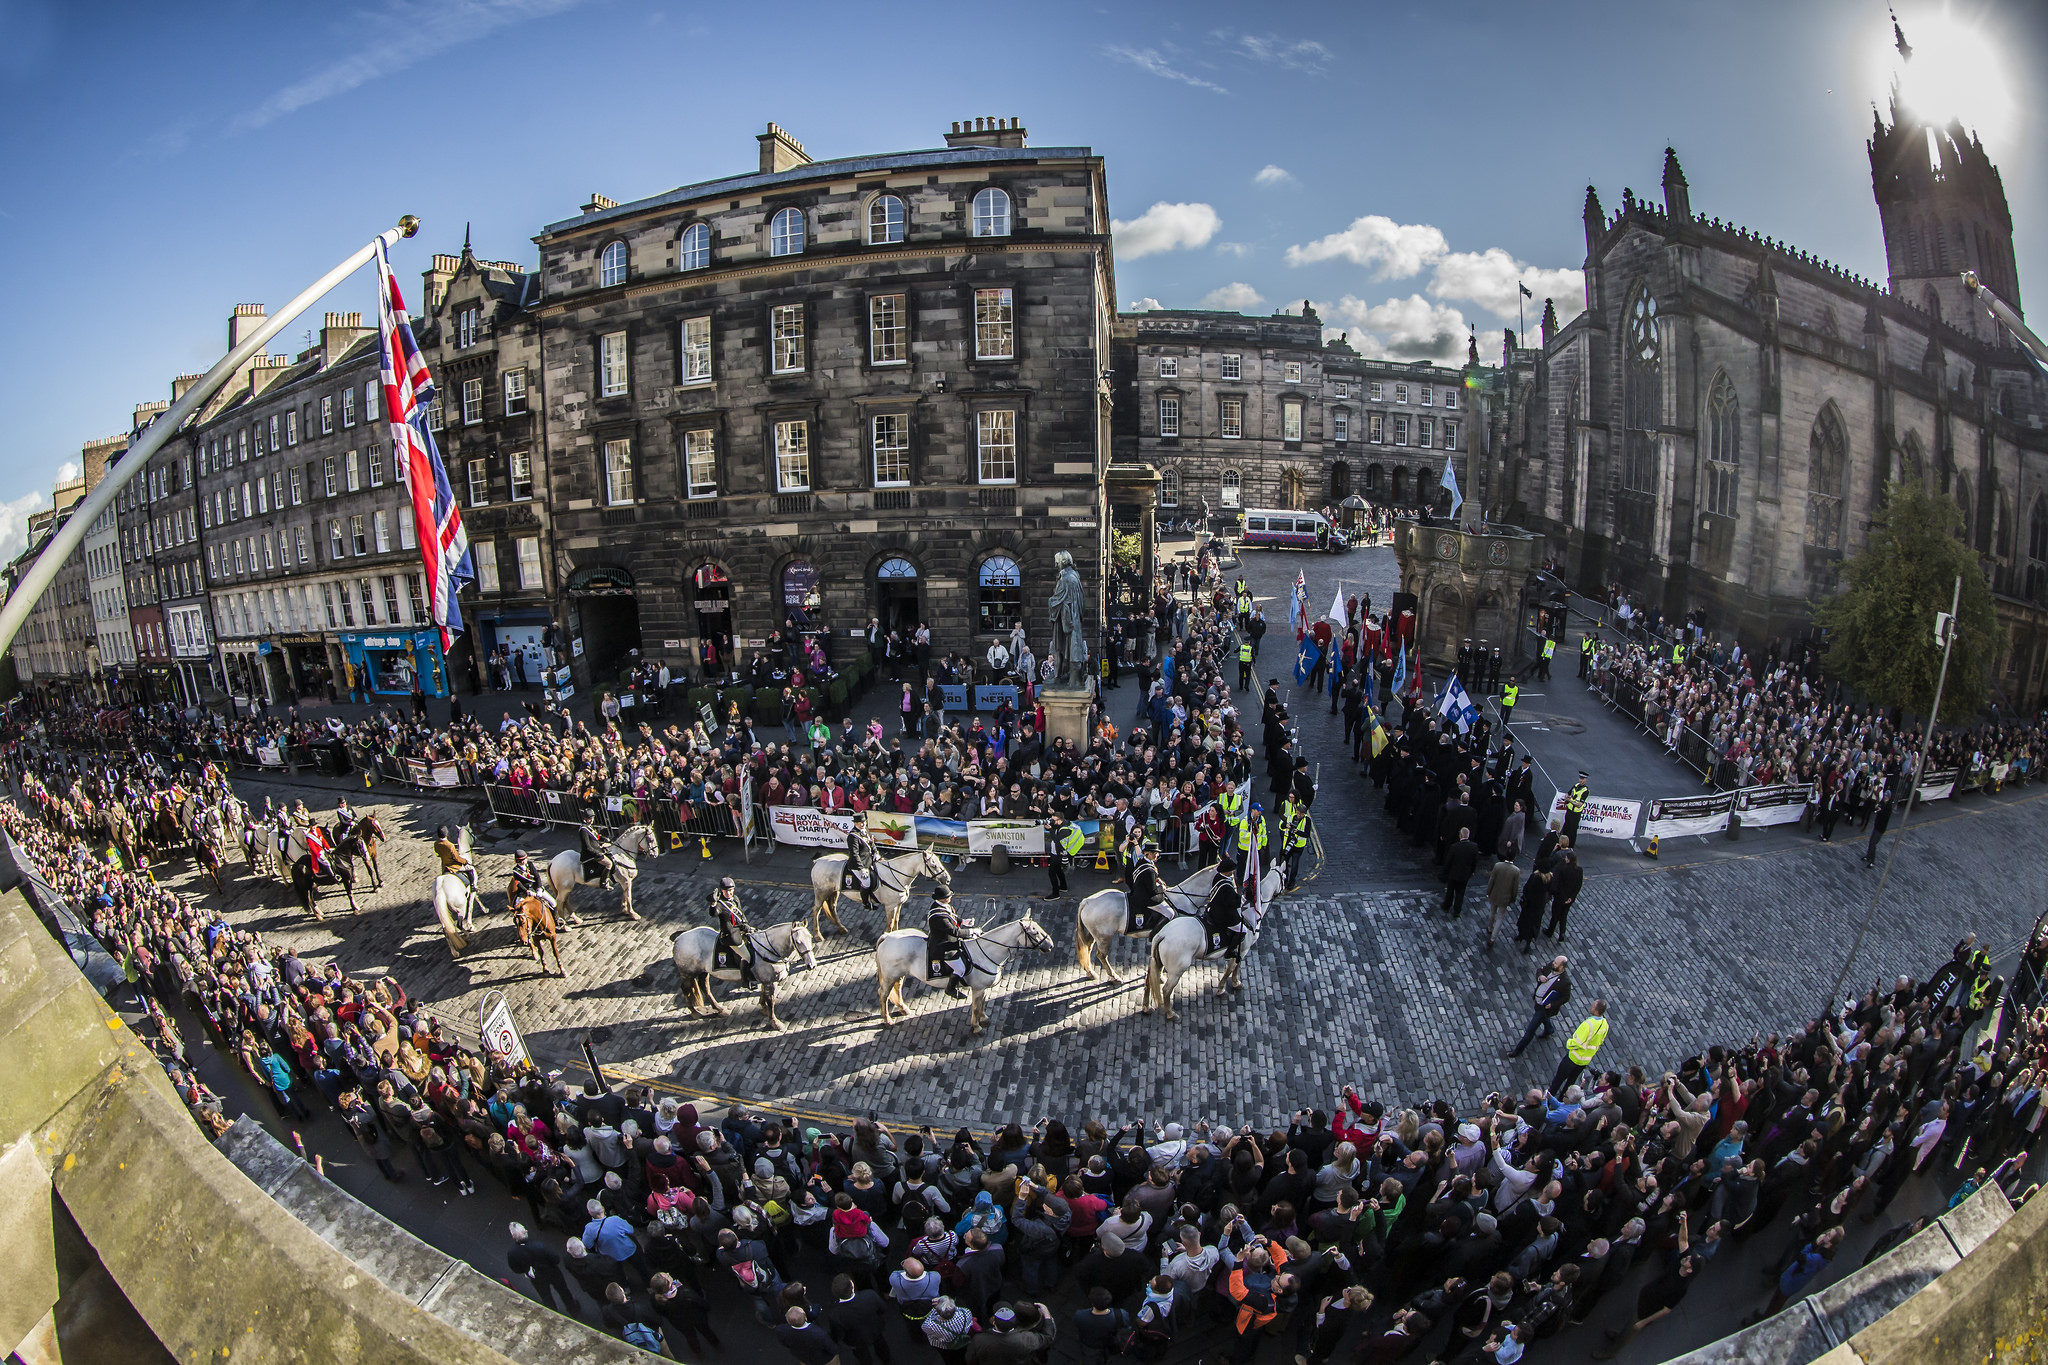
left=1546, top=792, right=1642, bottom=840
left=1732, top=783, right=1813, bottom=827
left=1643, top=792, right=1735, bottom=839
left=967, top=818, right=1046, bottom=857
left=766, top=807, right=1060, bottom=858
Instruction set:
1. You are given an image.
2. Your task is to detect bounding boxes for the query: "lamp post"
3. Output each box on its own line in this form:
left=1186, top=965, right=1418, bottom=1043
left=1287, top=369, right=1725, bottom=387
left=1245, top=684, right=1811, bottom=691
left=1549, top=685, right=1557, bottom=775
left=1825, top=574, right=1961, bottom=1009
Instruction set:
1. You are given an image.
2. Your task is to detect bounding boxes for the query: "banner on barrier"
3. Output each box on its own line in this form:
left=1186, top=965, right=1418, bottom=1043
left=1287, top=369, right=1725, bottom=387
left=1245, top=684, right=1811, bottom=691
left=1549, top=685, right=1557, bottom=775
left=868, top=809, right=917, bottom=849
left=768, top=806, right=853, bottom=847
left=938, top=684, right=968, bottom=710
left=1643, top=792, right=1734, bottom=839
left=406, top=758, right=467, bottom=788
left=968, top=818, right=1045, bottom=857
left=915, top=818, right=970, bottom=856
left=1917, top=768, right=1959, bottom=802
left=257, top=743, right=284, bottom=767
left=1733, top=782, right=1813, bottom=827
left=1546, top=792, right=1642, bottom=840
left=972, top=685, right=1020, bottom=712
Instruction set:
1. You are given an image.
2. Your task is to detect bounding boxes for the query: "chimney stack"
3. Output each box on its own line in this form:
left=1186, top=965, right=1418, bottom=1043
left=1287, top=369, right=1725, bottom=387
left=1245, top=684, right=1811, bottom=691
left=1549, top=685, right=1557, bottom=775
left=945, top=116, right=1029, bottom=150
left=580, top=192, right=617, bottom=214
left=423, top=252, right=460, bottom=311
left=757, top=122, right=810, bottom=174
left=229, top=302, right=267, bottom=350
left=320, top=311, right=371, bottom=370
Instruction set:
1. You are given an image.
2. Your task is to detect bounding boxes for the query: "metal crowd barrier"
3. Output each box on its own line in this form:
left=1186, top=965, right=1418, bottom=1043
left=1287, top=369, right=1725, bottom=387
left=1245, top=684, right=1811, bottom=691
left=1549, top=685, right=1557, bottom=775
left=479, top=782, right=763, bottom=858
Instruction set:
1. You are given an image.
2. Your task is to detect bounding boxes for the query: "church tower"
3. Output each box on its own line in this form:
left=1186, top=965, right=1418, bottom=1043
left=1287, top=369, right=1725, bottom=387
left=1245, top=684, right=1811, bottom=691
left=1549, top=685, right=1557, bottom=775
left=1868, top=16, right=2022, bottom=329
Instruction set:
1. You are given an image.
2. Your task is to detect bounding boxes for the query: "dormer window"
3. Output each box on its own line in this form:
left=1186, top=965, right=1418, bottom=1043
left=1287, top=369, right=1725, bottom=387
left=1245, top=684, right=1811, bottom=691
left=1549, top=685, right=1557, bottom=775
left=600, top=240, right=628, bottom=287
left=770, top=208, right=805, bottom=257
left=457, top=307, right=479, bottom=349
left=679, top=222, right=711, bottom=270
left=868, top=195, right=906, bottom=245
left=972, top=188, right=1011, bottom=237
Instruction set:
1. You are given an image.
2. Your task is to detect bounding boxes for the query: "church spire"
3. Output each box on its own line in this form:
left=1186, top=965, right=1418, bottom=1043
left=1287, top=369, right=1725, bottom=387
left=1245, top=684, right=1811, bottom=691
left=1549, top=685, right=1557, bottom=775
left=1661, top=147, right=1691, bottom=222
left=1582, top=184, right=1605, bottom=257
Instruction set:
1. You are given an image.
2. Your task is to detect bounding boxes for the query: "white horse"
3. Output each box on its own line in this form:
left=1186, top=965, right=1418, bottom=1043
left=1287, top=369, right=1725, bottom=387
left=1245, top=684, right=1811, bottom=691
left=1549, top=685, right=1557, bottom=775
left=1073, top=864, right=1225, bottom=981
left=809, top=845, right=948, bottom=936
left=875, top=916, right=1053, bottom=1035
left=430, top=827, right=485, bottom=958
left=672, top=921, right=817, bottom=1031
left=547, top=824, right=662, bottom=923
left=1143, top=866, right=1286, bottom=1021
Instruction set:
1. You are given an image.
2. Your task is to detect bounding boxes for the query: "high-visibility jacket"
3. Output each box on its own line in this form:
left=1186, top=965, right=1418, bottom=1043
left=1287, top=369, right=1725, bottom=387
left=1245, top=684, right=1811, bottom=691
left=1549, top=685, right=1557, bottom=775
left=1238, top=641, right=1253, bottom=663
left=1502, top=684, right=1520, bottom=707
left=1967, top=973, right=1993, bottom=1010
left=1565, top=782, right=1589, bottom=814
left=1541, top=638, right=1556, bottom=659
left=1672, top=643, right=1687, bottom=663
left=1281, top=801, right=1310, bottom=850
left=1217, top=790, right=1244, bottom=823
left=1581, top=636, right=1597, bottom=658
left=1566, top=1015, right=1609, bottom=1065
left=1236, top=815, right=1268, bottom=853
left=1058, top=824, right=1086, bottom=857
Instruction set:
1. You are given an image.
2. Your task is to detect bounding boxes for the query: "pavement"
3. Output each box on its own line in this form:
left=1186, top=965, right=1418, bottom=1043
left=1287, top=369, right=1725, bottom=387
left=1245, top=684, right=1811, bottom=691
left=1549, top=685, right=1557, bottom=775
left=57, top=537, right=2048, bottom=1365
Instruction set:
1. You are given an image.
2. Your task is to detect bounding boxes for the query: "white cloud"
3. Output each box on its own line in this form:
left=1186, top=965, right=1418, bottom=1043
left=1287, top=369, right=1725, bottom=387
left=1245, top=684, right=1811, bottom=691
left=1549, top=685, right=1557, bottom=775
left=1125, top=298, right=1166, bottom=313
left=1285, top=215, right=1451, bottom=278
left=1105, top=45, right=1229, bottom=95
left=1253, top=165, right=1295, bottom=187
left=1324, top=294, right=1474, bottom=362
left=234, top=0, right=588, bottom=131
left=1428, top=248, right=1585, bottom=319
left=1199, top=282, right=1266, bottom=311
left=0, top=489, right=47, bottom=566
left=1218, top=31, right=1332, bottom=75
left=1112, top=202, right=1222, bottom=259
left=54, top=461, right=79, bottom=484
left=1215, top=242, right=1253, bottom=258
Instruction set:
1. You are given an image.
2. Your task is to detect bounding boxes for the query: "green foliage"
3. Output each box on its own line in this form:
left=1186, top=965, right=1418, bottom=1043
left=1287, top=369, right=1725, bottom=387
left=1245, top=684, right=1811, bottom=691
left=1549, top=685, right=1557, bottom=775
left=1111, top=530, right=1143, bottom=571
left=1814, top=480, right=1998, bottom=722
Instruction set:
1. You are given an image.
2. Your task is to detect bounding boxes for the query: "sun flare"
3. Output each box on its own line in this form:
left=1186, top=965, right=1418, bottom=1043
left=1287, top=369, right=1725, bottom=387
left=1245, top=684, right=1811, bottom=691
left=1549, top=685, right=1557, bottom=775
left=1872, top=7, right=2018, bottom=150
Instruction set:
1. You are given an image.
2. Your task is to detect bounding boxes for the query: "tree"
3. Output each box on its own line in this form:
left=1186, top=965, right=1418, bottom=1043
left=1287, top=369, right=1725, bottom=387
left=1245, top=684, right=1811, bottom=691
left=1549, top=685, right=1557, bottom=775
left=1814, top=480, right=1998, bottom=722
left=1110, top=530, right=1143, bottom=573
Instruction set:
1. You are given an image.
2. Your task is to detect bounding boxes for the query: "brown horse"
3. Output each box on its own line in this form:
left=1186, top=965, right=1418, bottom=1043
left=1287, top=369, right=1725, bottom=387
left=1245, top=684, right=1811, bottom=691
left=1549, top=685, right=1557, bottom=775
left=336, top=812, right=386, bottom=889
left=515, top=895, right=564, bottom=976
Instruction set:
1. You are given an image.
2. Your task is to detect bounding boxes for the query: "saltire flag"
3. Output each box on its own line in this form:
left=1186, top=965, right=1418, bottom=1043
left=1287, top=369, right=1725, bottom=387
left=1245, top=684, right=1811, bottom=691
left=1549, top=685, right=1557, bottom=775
left=1391, top=641, right=1407, bottom=699
left=376, top=240, right=473, bottom=653
left=1328, top=587, right=1348, bottom=630
left=1440, top=458, right=1464, bottom=518
left=1436, top=673, right=1479, bottom=734
left=1293, top=636, right=1321, bottom=687
left=1287, top=569, right=1308, bottom=633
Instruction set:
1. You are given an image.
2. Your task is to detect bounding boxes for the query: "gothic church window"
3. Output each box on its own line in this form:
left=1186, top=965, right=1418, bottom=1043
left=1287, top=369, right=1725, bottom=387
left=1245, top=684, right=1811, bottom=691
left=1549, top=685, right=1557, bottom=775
left=1622, top=284, right=1660, bottom=492
left=1705, top=374, right=1739, bottom=516
left=1804, top=404, right=1848, bottom=551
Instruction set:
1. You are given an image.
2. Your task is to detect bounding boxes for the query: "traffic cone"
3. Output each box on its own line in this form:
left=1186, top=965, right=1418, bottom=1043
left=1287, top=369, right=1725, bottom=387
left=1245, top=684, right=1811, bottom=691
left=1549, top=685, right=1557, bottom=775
left=698, top=835, right=712, bottom=860
left=669, top=832, right=684, bottom=850
left=1644, top=835, right=1659, bottom=859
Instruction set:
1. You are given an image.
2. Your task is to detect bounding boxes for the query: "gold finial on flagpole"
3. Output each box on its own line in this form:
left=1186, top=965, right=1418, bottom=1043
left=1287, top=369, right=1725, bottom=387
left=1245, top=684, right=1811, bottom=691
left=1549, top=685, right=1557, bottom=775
left=398, top=215, right=421, bottom=238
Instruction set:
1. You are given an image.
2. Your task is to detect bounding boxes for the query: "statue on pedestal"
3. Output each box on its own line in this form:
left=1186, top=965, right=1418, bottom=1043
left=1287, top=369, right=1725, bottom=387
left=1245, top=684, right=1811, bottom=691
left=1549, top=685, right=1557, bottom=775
left=1046, top=550, right=1089, bottom=686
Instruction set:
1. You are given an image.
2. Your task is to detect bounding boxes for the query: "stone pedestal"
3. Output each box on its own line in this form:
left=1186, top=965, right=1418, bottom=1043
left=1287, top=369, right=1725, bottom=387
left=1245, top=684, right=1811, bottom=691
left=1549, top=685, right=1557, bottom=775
left=1039, top=683, right=1094, bottom=750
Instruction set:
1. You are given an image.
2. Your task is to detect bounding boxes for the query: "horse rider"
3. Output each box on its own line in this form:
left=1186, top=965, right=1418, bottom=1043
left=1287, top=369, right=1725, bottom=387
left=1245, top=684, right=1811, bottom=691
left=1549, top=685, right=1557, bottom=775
left=708, top=876, right=757, bottom=985
left=335, top=794, right=358, bottom=831
left=1128, top=837, right=1169, bottom=935
left=304, top=820, right=334, bottom=880
left=844, top=810, right=882, bottom=914
left=1200, top=867, right=1250, bottom=962
left=507, top=849, right=555, bottom=912
left=577, top=817, right=615, bottom=889
left=433, top=824, right=477, bottom=901
left=925, top=884, right=975, bottom=1000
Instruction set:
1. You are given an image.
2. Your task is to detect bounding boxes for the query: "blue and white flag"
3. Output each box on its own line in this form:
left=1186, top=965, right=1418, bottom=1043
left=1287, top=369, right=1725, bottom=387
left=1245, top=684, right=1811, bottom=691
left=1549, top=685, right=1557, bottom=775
left=1440, top=458, right=1464, bottom=519
left=1436, top=673, right=1479, bottom=734
left=1293, top=636, right=1321, bottom=687
left=1287, top=569, right=1308, bottom=632
left=1391, top=641, right=1407, bottom=699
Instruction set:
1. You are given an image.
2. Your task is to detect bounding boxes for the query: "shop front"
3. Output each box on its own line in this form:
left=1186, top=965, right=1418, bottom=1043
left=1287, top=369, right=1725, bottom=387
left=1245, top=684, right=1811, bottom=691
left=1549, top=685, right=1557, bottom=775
left=220, top=645, right=268, bottom=711
left=279, top=634, right=334, bottom=700
left=478, top=610, right=552, bottom=690
left=336, top=629, right=451, bottom=699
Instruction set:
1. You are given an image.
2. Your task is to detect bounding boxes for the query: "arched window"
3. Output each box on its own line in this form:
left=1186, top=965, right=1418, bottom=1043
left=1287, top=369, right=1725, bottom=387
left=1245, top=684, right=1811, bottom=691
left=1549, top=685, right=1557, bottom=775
left=1220, top=469, right=1241, bottom=508
left=1956, top=474, right=1974, bottom=544
left=1622, top=282, right=1660, bottom=492
left=1898, top=432, right=1925, bottom=489
left=1159, top=468, right=1179, bottom=507
left=679, top=223, right=710, bottom=270
left=1705, top=373, right=1739, bottom=516
left=972, top=187, right=1011, bottom=238
left=1997, top=495, right=2014, bottom=559
left=976, top=555, right=1023, bottom=634
left=769, top=207, right=805, bottom=257
left=2027, top=498, right=2048, bottom=602
left=1804, top=404, right=1847, bottom=551
left=600, top=240, right=628, bottom=288
left=876, top=556, right=918, bottom=579
left=868, top=195, right=905, bottom=245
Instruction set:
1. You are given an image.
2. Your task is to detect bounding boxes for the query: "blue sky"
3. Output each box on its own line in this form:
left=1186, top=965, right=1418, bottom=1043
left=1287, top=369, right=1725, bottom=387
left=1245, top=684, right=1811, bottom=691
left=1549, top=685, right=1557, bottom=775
left=0, top=0, right=2039, bottom=559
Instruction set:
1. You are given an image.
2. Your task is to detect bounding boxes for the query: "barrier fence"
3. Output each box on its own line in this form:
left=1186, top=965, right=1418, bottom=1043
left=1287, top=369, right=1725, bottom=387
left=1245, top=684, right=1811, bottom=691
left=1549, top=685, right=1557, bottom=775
left=479, top=781, right=764, bottom=860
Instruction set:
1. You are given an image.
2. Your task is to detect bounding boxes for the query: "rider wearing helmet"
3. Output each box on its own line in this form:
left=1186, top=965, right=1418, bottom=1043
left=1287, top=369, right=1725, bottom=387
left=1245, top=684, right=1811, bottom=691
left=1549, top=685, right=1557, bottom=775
left=709, top=876, right=755, bottom=982
left=925, top=884, right=975, bottom=999
left=844, top=811, right=881, bottom=914
left=506, top=848, right=554, bottom=912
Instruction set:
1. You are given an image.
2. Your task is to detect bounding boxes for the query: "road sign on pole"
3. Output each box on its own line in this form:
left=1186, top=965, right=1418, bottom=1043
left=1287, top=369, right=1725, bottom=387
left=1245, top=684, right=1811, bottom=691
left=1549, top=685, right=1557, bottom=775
left=477, top=990, right=528, bottom=1066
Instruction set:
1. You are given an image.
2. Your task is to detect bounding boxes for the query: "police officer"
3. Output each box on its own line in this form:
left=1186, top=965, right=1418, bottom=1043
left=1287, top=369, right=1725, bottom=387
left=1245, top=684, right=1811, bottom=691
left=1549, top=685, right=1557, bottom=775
left=925, top=885, right=974, bottom=999
left=1235, top=800, right=1269, bottom=880
left=709, top=876, right=755, bottom=982
left=1044, top=813, right=1084, bottom=901
left=1538, top=634, right=1556, bottom=681
left=1672, top=638, right=1687, bottom=666
left=1238, top=635, right=1255, bottom=692
left=1128, top=837, right=1167, bottom=933
left=1278, top=795, right=1312, bottom=890
left=1562, top=771, right=1590, bottom=846
left=1500, top=679, right=1521, bottom=727
left=844, top=811, right=881, bottom=914
left=1579, top=632, right=1596, bottom=678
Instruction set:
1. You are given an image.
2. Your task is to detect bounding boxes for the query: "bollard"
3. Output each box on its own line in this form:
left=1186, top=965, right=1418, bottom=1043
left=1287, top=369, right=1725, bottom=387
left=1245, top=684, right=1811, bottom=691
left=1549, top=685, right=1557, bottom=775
left=989, top=844, right=1011, bottom=875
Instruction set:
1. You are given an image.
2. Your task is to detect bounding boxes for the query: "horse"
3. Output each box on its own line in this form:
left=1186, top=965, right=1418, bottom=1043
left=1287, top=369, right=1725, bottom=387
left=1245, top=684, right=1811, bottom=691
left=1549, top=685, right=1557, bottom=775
left=431, top=872, right=483, bottom=958
left=546, top=824, right=661, bottom=924
left=515, top=895, right=564, bottom=976
left=190, top=819, right=227, bottom=896
left=335, top=812, right=387, bottom=889
left=809, top=845, right=948, bottom=937
left=1073, top=865, right=1225, bottom=982
left=266, top=824, right=312, bottom=884
left=671, top=921, right=817, bottom=1031
left=1143, top=866, right=1286, bottom=1021
left=290, top=851, right=360, bottom=921
left=874, top=916, right=1052, bottom=1036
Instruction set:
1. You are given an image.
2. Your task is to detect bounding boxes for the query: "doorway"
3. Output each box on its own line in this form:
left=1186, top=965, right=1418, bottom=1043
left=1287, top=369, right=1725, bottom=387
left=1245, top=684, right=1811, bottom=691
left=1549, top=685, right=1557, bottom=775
left=875, top=556, right=920, bottom=635
left=692, top=563, right=734, bottom=674
left=579, top=596, right=643, bottom=686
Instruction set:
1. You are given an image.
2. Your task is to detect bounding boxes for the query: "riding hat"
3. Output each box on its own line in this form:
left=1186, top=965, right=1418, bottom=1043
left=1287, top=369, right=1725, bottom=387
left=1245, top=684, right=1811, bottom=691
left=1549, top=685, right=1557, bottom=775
left=719, top=876, right=736, bottom=889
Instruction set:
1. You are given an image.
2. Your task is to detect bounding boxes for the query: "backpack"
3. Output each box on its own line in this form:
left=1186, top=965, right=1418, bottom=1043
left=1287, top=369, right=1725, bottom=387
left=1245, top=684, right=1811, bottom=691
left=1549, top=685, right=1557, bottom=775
left=837, top=1233, right=882, bottom=1268
left=1124, top=1303, right=1173, bottom=1357
left=622, top=1321, right=663, bottom=1351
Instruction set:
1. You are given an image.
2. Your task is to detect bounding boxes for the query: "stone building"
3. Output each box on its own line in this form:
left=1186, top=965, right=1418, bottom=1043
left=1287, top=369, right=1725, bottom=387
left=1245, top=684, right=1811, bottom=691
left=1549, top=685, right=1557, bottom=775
left=123, top=385, right=213, bottom=706
left=413, top=236, right=551, bottom=686
left=81, top=434, right=133, bottom=695
left=1114, top=305, right=1478, bottom=519
left=188, top=308, right=449, bottom=708
left=1484, top=78, right=2048, bottom=706
left=530, top=119, right=1112, bottom=690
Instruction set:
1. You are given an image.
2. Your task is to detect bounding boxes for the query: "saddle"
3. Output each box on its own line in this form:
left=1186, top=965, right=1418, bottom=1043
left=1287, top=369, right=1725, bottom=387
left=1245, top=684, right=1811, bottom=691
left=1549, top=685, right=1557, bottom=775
left=1124, top=899, right=1169, bottom=937
left=715, top=931, right=782, bottom=978
left=841, top=865, right=874, bottom=891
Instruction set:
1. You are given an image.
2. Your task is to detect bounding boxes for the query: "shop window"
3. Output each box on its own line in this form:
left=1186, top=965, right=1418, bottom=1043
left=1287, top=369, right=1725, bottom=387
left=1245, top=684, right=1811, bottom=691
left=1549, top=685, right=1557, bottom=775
left=977, top=555, right=1023, bottom=634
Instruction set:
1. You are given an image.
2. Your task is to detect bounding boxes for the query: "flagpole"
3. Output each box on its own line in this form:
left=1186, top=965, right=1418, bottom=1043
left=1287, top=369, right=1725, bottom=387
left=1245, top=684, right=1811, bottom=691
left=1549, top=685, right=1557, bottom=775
left=0, top=217, right=421, bottom=666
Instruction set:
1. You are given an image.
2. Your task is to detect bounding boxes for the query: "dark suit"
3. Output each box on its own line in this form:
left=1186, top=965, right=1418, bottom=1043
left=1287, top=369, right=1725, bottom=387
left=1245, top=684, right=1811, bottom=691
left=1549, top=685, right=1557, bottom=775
left=827, top=1289, right=893, bottom=1365
left=774, top=1320, right=843, bottom=1365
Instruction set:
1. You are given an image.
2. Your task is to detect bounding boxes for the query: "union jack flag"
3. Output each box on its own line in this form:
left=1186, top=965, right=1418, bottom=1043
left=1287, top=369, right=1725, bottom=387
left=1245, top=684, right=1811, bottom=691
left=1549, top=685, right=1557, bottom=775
left=376, top=241, right=472, bottom=652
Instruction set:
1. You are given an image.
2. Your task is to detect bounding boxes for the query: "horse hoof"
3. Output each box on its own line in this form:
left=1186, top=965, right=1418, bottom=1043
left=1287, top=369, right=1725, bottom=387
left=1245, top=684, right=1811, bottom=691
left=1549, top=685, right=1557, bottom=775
left=766, top=1019, right=787, bottom=1032
left=1165, top=1010, right=1179, bottom=1022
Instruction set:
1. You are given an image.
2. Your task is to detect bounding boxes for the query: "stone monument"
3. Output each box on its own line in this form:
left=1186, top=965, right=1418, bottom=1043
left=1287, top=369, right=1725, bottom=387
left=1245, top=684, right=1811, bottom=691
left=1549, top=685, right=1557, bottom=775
left=1039, top=550, right=1094, bottom=749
